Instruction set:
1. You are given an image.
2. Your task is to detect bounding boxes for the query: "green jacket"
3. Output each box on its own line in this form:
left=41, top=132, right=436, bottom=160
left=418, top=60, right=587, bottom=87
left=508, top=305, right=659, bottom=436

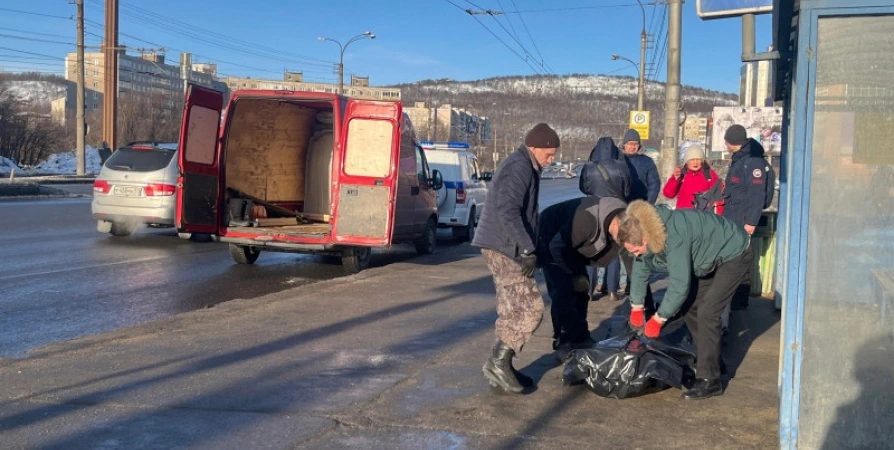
left=629, top=205, right=750, bottom=319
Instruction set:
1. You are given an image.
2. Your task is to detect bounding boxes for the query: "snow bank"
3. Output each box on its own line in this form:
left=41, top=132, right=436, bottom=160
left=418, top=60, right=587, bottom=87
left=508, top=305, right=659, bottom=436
left=30, top=147, right=103, bottom=175
left=0, top=156, right=23, bottom=177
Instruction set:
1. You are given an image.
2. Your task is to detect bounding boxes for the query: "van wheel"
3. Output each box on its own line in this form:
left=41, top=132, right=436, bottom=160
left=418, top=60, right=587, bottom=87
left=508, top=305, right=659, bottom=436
left=229, top=244, right=260, bottom=264
left=342, top=246, right=371, bottom=274
left=109, top=222, right=132, bottom=237
left=452, top=207, right=476, bottom=242
left=415, top=218, right=437, bottom=255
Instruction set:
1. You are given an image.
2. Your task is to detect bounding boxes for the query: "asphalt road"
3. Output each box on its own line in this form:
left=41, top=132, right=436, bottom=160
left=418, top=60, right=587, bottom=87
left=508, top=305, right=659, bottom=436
left=0, top=178, right=582, bottom=358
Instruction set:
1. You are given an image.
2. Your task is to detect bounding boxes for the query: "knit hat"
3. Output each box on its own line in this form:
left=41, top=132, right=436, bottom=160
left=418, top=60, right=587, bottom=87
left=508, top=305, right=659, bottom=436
left=724, top=124, right=748, bottom=146
left=623, top=129, right=641, bottom=145
left=524, top=123, right=560, bottom=149
left=683, top=144, right=705, bottom=162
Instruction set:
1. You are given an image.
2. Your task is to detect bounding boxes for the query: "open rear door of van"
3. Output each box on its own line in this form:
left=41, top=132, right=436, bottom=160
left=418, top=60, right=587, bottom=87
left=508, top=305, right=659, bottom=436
left=175, top=84, right=223, bottom=235
left=333, top=100, right=402, bottom=246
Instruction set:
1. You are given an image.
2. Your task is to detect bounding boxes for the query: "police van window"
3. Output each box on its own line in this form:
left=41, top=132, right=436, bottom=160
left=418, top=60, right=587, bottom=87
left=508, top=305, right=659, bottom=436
left=470, top=158, right=481, bottom=180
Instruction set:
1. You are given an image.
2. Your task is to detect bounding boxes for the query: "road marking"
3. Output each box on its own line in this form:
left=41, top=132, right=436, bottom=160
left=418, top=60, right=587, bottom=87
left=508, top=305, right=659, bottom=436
left=0, top=255, right=173, bottom=281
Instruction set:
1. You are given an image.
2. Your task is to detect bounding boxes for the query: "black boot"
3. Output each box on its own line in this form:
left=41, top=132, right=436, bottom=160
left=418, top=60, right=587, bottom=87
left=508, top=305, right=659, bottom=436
left=482, top=340, right=525, bottom=393
left=682, top=378, right=724, bottom=400
left=554, top=336, right=596, bottom=362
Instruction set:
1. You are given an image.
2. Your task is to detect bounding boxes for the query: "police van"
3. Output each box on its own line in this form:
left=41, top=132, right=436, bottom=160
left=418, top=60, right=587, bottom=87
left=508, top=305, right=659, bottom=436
left=420, top=141, right=488, bottom=242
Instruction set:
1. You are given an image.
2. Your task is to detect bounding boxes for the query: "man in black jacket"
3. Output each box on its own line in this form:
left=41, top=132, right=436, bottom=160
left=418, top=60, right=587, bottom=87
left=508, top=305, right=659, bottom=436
left=605, top=129, right=661, bottom=301
left=721, top=124, right=770, bottom=311
left=579, top=137, right=631, bottom=200
left=579, top=136, right=632, bottom=301
left=537, top=196, right=627, bottom=360
left=472, top=123, right=559, bottom=394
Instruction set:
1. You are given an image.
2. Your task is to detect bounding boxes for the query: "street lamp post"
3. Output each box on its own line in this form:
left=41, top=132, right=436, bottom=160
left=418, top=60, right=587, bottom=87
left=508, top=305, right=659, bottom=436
left=317, top=31, right=375, bottom=95
left=612, top=53, right=644, bottom=111
left=612, top=0, right=648, bottom=111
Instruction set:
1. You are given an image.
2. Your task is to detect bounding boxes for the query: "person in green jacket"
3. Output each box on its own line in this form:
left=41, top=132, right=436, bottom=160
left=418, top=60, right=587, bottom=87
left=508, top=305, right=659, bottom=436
left=616, top=200, right=753, bottom=400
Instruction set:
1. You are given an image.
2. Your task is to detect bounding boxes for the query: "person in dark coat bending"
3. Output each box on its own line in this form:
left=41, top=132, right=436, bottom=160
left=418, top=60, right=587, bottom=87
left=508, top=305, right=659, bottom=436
left=472, top=123, right=559, bottom=394
left=537, top=196, right=627, bottom=361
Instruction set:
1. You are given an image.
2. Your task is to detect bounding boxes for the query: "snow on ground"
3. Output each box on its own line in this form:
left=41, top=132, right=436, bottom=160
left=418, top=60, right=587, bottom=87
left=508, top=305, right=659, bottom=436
left=0, top=156, right=23, bottom=177
left=30, top=147, right=103, bottom=175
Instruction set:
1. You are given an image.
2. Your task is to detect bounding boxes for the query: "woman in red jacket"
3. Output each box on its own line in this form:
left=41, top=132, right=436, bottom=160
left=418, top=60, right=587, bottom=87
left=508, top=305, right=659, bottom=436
left=663, top=143, right=734, bottom=339
left=662, top=144, right=724, bottom=215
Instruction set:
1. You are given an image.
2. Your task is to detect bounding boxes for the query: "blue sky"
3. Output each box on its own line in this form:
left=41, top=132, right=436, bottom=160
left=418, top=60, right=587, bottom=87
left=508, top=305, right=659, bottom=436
left=1, top=1, right=772, bottom=93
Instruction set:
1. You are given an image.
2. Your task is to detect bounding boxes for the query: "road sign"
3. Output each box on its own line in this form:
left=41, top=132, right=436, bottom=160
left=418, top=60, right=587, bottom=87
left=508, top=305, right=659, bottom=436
left=696, top=0, right=772, bottom=19
left=629, top=110, right=650, bottom=140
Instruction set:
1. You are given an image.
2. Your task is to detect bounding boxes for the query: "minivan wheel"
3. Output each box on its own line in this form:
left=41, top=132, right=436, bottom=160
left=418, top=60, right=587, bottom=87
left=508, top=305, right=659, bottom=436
left=229, top=244, right=260, bottom=264
left=342, top=246, right=371, bottom=274
left=452, top=207, right=476, bottom=242
left=109, top=222, right=133, bottom=237
left=415, top=218, right=437, bottom=255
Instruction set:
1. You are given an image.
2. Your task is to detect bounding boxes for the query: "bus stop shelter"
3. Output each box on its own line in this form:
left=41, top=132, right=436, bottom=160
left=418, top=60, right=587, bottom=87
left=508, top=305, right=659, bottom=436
left=772, top=0, right=894, bottom=448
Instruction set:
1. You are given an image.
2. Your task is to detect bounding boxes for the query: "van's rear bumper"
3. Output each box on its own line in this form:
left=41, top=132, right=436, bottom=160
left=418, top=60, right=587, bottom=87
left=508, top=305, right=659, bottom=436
left=219, top=236, right=342, bottom=253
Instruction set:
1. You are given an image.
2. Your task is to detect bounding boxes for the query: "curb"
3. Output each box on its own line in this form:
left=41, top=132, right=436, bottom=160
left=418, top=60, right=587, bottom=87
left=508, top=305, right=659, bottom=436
left=0, top=194, right=89, bottom=202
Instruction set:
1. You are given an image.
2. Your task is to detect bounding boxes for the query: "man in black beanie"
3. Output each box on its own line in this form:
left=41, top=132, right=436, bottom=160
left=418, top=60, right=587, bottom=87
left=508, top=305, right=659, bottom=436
left=472, top=122, right=559, bottom=394
left=722, top=124, right=771, bottom=312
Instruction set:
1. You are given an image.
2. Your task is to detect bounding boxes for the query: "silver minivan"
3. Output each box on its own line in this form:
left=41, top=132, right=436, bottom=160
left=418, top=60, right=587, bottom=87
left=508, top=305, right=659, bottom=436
left=92, top=142, right=180, bottom=237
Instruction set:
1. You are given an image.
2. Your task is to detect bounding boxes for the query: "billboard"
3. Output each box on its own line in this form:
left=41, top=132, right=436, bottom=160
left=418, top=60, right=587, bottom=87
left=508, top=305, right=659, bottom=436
left=697, top=0, right=772, bottom=19
left=711, top=106, right=783, bottom=156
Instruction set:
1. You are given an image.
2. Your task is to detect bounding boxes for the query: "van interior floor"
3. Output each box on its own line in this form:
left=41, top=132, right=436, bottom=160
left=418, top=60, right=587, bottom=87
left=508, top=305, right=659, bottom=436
left=222, top=98, right=335, bottom=238
left=227, top=223, right=331, bottom=236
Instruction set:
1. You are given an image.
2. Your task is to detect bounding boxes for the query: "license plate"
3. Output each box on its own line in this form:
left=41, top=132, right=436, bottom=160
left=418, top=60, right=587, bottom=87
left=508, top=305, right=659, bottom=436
left=113, top=185, right=142, bottom=197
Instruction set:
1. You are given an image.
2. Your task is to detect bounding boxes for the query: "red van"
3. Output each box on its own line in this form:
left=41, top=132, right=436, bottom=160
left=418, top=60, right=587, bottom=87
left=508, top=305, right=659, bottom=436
left=175, top=85, right=444, bottom=273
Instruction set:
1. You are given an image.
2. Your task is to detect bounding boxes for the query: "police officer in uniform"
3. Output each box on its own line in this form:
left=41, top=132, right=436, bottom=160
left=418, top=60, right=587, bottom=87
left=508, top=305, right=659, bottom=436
left=721, top=124, right=770, bottom=311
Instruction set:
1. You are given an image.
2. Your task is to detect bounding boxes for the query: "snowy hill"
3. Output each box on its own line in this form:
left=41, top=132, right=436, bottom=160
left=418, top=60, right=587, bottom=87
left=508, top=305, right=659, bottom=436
left=1, top=80, right=68, bottom=106
left=394, top=74, right=737, bottom=162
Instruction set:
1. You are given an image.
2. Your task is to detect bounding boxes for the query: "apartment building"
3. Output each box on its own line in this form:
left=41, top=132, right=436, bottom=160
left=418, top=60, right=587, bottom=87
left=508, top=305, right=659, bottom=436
left=60, top=51, right=227, bottom=115
left=223, top=73, right=401, bottom=101
left=680, top=116, right=710, bottom=148
left=403, top=102, right=492, bottom=144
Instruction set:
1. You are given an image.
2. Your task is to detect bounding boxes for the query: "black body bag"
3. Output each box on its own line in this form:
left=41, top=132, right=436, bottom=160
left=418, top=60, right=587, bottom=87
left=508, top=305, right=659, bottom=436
left=563, top=323, right=697, bottom=399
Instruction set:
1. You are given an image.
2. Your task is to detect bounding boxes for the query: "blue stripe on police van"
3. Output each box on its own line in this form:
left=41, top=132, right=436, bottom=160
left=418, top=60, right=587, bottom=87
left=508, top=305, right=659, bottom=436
left=443, top=181, right=464, bottom=189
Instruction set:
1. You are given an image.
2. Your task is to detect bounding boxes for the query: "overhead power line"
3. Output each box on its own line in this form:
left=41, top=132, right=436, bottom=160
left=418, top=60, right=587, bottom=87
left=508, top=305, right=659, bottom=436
left=509, top=0, right=553, bottom=74
left=0, top=7, right=71, bottom=20
left=500, top=2, right=663, bottom=14
left=83, top=0, right=334, bottom=70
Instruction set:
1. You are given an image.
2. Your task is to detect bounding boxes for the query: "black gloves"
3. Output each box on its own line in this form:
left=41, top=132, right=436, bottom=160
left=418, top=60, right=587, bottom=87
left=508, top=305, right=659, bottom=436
left=519, top=253, right=537, bottom=277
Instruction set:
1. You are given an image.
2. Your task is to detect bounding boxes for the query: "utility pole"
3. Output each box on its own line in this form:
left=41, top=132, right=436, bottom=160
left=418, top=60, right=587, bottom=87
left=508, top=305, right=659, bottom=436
left=637, top=0, right=647, bottom=111
left=102, top=0, right=119, bottom=150
left=75, top=0, right=85, bottom=175
left=180, top=52, right=191, bottom=96
left=659, top=0, right=682, bottom=184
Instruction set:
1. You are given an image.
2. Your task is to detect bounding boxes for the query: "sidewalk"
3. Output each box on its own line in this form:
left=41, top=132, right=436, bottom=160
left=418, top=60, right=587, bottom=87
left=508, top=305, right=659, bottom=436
left=0, top=244, right=780, bottom=449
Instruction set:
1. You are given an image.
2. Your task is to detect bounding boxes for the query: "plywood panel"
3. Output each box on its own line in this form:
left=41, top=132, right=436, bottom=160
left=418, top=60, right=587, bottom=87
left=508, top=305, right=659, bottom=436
left=225, top=99, right=318, bottom=203
left=345, top=119, right=393, bottom=178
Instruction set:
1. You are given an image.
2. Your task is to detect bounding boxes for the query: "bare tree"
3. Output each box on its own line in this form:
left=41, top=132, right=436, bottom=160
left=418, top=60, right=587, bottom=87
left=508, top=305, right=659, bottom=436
left=0, top=81, right=67, bottom=166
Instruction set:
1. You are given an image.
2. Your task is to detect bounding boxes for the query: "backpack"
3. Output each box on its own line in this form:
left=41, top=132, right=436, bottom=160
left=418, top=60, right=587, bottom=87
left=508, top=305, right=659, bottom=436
left=745, top=157, right=776, bottom=209
left=694, top=179, right=723, bottom=212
